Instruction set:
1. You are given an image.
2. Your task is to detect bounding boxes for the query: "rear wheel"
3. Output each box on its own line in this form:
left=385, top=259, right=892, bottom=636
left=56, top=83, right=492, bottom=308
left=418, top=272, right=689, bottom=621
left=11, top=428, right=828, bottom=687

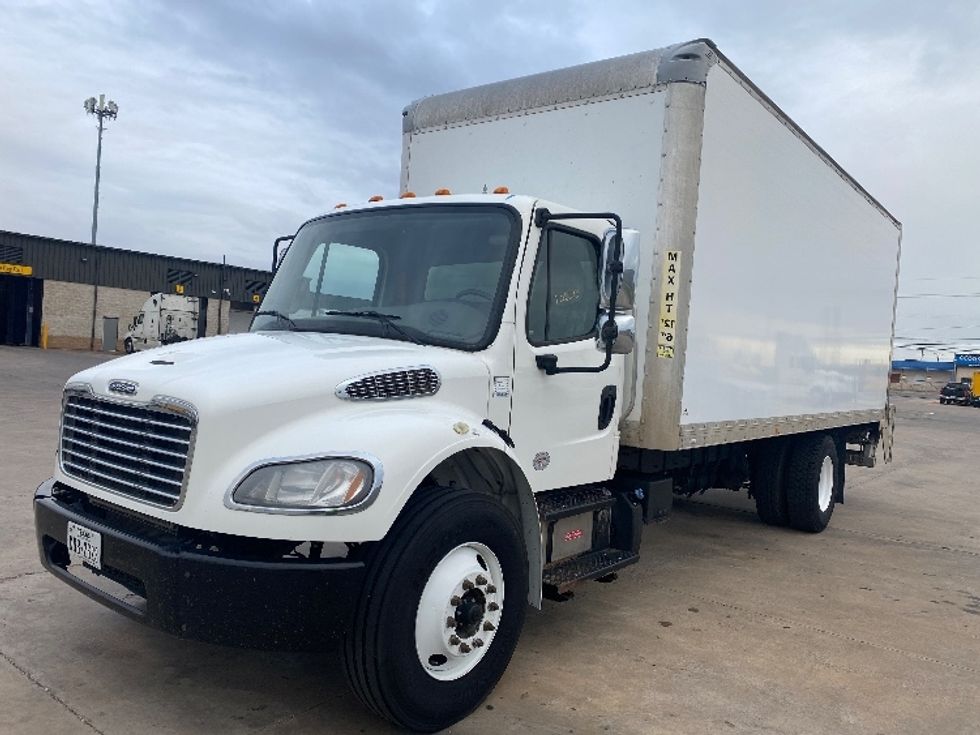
left=343, top=488, right=527, bottom=732
left=750, top=440, right=789, bottom=526
left=123, top=337, right=134, bottom=354
left=785, top=434, right=840, bottom=533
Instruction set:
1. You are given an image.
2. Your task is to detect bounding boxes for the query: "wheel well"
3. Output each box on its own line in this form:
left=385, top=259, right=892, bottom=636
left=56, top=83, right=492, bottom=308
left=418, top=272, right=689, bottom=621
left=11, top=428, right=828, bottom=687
left=422, top=447, right=542, bottom=608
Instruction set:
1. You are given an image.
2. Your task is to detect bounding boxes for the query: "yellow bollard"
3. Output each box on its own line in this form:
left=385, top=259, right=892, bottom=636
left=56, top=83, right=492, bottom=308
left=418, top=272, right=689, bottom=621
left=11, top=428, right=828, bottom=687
left=40, top=323, right=48, bottom=350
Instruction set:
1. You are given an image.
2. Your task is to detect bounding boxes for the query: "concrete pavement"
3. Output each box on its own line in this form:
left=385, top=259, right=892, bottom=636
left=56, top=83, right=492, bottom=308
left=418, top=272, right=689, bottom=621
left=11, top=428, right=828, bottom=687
left=0, top=346, right=977, bottom=734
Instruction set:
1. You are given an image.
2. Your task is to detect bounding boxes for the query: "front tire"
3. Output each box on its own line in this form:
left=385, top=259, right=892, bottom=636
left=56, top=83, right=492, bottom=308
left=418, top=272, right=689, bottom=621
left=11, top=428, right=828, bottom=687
left=123, top=337, right=134, bottom=354
left=343, top=488, right=528, bottom=732
left=785, top=434, right=840, bottom=533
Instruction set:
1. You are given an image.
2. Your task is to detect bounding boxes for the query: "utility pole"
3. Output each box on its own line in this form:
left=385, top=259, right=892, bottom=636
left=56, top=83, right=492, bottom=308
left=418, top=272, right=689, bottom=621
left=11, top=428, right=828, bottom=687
left=84, top=94, right=119, bottom=349
left=218, top=254, right=227, bottom=335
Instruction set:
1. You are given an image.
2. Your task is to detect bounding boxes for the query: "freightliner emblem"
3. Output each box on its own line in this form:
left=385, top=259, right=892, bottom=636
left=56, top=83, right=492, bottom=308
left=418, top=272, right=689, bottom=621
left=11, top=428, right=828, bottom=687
left=107, top=379, right=139, bottom=395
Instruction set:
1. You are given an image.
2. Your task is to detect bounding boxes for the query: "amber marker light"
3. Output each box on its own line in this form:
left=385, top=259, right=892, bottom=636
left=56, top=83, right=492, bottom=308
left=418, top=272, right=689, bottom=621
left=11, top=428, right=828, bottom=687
left=493, top=186, right=510, bottom=194
left=368, top=195, right=383, bottom=202
left=434, top=188, right=451, bottom=195
left=334, top=203, right=347, bottom=209
left=400, top=191, right=417, bottom=198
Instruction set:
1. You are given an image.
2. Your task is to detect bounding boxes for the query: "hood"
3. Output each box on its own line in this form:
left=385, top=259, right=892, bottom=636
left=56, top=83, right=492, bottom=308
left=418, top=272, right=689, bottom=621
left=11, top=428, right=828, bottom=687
left=68, top=331, right=493, bottom=418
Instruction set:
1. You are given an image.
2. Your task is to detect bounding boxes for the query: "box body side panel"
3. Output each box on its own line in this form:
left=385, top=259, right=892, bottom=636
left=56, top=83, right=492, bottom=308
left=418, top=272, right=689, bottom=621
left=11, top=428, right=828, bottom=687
left=679, top=65, right=900, bottom=437
left=403, top=91, right=667, bottom=230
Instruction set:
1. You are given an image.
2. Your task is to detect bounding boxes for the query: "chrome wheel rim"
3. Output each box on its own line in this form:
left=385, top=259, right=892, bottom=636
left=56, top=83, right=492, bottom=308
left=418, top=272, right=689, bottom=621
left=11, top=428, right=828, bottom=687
left=818, top=456, right=834, bottom=512
left=415, top=542, right=504, bottom=681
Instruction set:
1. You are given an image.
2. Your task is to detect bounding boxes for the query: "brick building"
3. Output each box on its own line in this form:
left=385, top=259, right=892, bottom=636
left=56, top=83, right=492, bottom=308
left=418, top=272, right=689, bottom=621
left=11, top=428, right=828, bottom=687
left=0, top=230, right=270, bottom=350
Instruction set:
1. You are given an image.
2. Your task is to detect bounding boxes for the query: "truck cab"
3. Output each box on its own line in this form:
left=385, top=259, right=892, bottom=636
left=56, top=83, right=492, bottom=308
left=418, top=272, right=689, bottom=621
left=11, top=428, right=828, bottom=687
left=122, top=293, right=199, bottom=353
left=35, top=193, right=642, bottom=731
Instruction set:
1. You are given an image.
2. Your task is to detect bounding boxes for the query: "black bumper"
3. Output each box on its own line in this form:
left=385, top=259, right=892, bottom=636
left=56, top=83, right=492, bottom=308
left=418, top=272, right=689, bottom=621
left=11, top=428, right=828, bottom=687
left=34, top=479, right=367, bottom=650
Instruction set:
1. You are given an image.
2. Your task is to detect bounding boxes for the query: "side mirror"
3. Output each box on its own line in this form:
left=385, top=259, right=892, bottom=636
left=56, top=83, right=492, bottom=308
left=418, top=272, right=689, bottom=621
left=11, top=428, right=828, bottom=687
left=596, top=312, right=636, bottom=355
left=599, top=228, right=640, bottom=312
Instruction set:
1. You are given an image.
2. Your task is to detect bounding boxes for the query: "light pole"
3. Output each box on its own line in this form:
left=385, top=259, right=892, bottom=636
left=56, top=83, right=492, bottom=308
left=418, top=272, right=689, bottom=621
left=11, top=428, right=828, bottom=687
left=83, top=94, right=118, bottom=349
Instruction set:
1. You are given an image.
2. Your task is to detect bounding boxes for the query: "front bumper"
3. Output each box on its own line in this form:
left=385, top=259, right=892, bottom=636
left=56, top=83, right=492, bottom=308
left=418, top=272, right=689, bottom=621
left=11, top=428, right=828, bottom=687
left=34, top=479, right=368, bottom=650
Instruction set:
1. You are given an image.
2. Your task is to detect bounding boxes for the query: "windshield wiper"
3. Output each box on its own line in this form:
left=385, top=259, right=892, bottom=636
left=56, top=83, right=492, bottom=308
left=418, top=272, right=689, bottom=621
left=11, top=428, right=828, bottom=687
left=321, top=310, right=425, bottom=345
left=253, top=310, right=298, bottom=330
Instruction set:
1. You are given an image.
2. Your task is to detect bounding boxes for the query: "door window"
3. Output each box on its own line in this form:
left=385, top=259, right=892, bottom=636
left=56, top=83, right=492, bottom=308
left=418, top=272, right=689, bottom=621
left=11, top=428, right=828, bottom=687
left=527, top=229, right=600, bottom=345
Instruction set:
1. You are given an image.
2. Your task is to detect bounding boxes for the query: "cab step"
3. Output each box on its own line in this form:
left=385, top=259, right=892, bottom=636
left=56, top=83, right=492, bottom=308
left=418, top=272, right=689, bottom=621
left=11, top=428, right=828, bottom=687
left=543, top=548, right=639, bottom=590
left=537, top=486, right=614, bottom=521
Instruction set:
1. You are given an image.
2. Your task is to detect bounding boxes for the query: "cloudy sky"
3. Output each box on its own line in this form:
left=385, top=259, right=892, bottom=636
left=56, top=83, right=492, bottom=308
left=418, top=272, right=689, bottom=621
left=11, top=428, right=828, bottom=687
left=2, top=1, right=978, bottom=356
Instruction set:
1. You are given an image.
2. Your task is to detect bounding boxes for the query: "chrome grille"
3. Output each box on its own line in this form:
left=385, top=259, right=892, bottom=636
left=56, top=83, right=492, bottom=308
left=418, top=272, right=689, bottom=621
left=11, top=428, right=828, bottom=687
left=60, top=394, right=194, bottom=508
left=336, top=367, right=441, bottom=401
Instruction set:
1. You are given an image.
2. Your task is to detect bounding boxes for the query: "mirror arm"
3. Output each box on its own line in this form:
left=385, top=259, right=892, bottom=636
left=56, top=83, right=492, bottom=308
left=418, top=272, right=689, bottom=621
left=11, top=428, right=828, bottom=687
left=273, top=235, right=294, bottom=273
left=533, top=208, right=623, bottom=375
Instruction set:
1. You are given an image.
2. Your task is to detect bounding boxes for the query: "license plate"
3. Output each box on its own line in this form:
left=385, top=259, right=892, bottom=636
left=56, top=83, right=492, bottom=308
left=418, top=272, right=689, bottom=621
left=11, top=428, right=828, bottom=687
left=67, top=521, right=102, bottom=570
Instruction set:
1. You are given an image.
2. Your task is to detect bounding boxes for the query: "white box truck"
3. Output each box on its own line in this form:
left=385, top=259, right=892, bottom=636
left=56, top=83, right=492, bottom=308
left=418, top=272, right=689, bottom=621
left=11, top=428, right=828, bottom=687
left=34, top=39, right=900, bottom=732
left=122, top=293, right=199, bottom=353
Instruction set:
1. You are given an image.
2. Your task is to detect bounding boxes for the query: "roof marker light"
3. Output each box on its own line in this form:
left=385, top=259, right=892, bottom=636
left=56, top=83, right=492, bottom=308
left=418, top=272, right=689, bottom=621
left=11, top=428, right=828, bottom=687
left=493, top=186, right=510, bottom=194
left=334, top=203, right=347, bottom=209
left=434, top=188, right=451, bottom=196
left=368, top=195, right=383, bottom=202
left=400, top=191, right=416, bottom=198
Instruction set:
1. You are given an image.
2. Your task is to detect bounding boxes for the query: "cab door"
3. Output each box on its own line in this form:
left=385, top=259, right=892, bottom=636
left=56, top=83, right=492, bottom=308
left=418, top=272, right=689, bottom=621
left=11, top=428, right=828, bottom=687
left=507, top=217, right=622, bottom=491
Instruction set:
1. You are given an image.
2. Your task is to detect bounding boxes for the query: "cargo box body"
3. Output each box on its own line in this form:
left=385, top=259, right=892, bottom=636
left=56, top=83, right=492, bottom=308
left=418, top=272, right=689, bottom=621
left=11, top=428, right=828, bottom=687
left=402, top=39, right=900, bottom=452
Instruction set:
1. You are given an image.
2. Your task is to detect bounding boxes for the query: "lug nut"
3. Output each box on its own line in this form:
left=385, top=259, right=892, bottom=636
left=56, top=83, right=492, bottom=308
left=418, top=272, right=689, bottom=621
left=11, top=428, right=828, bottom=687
left=446, top=617, right=456, bottom=628
left=473, top=638, right=484, bottom=647
left=462, top=579, right=475, bottom=591
left=450, top=596, right=461, bottom=606
left=459, top=642, right=471, bottom=654
left=488, top=602, right=499, bottom=612
left=483, top=621, right=496, bottom=631
left=476, top=574, right=488, bottom=586
left=449, top=635, right=460, bottom=645
left=486, top=585, right=497, bottom=594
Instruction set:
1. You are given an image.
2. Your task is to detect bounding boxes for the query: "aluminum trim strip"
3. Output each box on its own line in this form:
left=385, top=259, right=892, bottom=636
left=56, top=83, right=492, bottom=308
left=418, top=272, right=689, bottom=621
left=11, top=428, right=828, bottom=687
left=61, top=449, right=184, bottom=487
left=61, top=462, right=180, bottom=501
left=63, top=412, right=191, bottom=445
left=61, top=424, right=188, bottom=459
left=62, top=435, right=186, bottom=473
left=65, top=403, right=192, bottom=432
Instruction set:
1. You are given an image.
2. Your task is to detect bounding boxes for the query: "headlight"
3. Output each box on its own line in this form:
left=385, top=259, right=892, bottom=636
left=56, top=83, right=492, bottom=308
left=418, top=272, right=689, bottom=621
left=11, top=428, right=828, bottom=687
left=231, top=458, right=376, bottom=512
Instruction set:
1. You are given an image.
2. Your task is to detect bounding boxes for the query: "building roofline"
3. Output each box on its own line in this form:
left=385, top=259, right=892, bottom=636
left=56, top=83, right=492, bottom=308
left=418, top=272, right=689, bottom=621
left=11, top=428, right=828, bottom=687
left=0, top=229, right=268, bottom=275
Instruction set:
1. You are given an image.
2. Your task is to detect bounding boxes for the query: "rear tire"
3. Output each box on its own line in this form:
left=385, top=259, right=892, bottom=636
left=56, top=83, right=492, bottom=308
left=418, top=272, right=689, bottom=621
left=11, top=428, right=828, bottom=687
left=343, top=488, right=527, bottom=732
left=750, top=440, right=789, bottom=526
left=785, top=434, right=840, bottom=533
left=123, top=337, right=134, bottom=354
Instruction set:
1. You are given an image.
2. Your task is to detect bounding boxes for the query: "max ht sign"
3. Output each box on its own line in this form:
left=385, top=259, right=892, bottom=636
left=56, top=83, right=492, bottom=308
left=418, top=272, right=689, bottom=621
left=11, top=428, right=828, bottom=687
left=657, top=250, right=681, bottom=359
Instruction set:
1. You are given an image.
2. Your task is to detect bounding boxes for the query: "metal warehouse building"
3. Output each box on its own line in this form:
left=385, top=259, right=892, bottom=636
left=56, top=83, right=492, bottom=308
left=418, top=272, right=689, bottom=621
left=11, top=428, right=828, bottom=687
left=0, top=230, right=270, bottom=350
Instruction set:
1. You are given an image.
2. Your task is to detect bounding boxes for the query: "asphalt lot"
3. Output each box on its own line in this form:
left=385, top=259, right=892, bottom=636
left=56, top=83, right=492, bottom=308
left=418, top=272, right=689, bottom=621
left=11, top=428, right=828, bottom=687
left=1, top=345, right=978, bottom=734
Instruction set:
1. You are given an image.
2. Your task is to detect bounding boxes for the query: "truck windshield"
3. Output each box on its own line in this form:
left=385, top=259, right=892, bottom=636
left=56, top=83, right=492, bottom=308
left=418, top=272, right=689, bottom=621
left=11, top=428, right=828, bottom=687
left=253, top=205, right=519, bottom=350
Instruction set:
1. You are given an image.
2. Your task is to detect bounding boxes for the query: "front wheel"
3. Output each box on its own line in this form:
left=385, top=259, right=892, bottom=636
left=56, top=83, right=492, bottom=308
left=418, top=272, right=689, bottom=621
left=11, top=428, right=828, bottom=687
left=123, top=337, right=134, bottom=354
left=343, top=488, right=528, bottom=732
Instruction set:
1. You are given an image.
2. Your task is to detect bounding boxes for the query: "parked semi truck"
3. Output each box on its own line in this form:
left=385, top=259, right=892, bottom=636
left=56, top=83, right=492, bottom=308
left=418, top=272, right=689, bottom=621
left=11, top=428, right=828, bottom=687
left=34, top=39, right=900, bottom=732
left=122, top=293, right=199, bottom=353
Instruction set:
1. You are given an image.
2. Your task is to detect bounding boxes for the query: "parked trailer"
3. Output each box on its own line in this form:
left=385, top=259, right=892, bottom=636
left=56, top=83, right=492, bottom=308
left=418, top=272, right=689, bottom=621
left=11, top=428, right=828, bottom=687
left=34, top=39, right=899, bottom=732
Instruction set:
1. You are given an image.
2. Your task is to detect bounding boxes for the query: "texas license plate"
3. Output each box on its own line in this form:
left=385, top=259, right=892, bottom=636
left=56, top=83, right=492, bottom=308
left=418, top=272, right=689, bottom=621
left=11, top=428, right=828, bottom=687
left=67, top=521, right=102, bottom=570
